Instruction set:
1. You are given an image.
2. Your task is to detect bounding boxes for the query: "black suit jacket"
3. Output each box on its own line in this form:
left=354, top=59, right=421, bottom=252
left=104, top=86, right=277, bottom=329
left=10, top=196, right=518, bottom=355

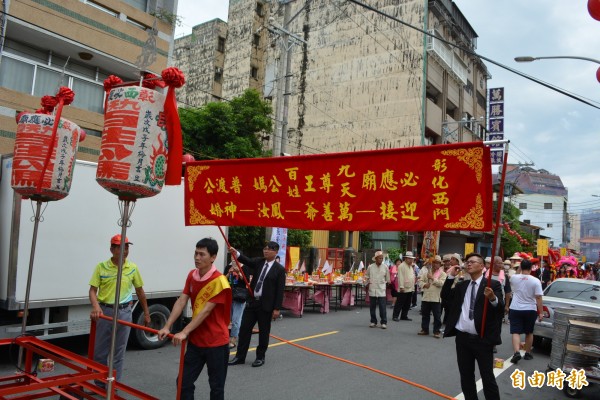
left=539, top=268, right=551, bottom=286
left=237, top=254, right=286, bottom=313
left=441, top=276, right=505, bottom=345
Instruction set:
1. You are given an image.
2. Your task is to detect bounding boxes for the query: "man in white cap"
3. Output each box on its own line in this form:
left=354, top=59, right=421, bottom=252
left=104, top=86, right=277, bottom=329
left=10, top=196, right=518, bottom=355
left=392, top=251, right=416, bottom=321
left=365, top=251, right=391, bottom=328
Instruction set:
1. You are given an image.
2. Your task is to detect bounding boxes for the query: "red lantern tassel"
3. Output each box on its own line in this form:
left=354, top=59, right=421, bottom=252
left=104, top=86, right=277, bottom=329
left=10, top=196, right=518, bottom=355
left=36, top=87, right=74, bottom=194
left=161, top=67, right=185, bottom=186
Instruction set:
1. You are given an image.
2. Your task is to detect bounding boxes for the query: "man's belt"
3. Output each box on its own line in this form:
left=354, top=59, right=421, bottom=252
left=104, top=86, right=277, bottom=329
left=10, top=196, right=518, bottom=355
left=99, top=302, right=132, bottom=309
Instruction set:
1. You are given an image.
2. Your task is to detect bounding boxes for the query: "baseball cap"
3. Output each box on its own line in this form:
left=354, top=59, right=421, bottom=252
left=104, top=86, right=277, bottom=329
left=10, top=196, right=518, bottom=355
left=110, top=234, right=132, bottom=245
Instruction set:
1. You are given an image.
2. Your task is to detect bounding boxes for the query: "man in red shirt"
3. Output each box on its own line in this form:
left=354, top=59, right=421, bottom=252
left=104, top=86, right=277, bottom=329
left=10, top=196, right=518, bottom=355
left=158, top=238, right=231, bottom=400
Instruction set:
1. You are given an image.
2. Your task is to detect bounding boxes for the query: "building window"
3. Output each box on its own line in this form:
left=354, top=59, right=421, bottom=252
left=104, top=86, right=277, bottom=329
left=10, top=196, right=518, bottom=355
left=0, top=53, right=104, bottom=114
left=217, top=37, right=225, bottom=53
left=253, top=34, right=260, bottom=47
left=251, top=66, right=258, bottom=79
left=544, top=203, right=552, bottom=210
left=523, top=219, right=530, bottom=224
left=84, top=0, right=118, bottom=17
left=547, top=223, right=553, bottom=228
left=214, top=68, right=222, bottom=82
left=519, top=203, right=527, bottom=209
left=123, top=0, right=148, bottom=12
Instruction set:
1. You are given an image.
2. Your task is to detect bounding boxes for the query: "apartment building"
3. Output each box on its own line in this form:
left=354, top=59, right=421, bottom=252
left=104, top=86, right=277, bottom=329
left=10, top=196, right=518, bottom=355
left=505, top=166, right=569, bottom=248
left=0, top=0, right=176, bottom=161
left=173, top=18, right=227, bottom=106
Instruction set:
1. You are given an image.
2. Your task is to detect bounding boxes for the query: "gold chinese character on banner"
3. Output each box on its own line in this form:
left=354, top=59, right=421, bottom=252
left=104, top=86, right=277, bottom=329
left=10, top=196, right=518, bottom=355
left=231, top=176, right=242, bottom=194
left=253, top=177, right=268, bottom=193
left=380, top=201, right=398, bottom=221
left=285, top=167, right=299, bottom=181
left=338, top=165, right=355, bottom=178
left=362, top=170, right=377, bottom=191
left=432, top=158, right=447, bottom=173
left=400, top=172, right=419, bottom=187
left=380, top=169, right=398, bottom=190
left=340, top=182, right=356, bottom=198
left=304, top=175, right=316, bottom=192
left=320, top=173, right=333, bottom=193
left=401, top=201, right=419, bottom=220
left=305, top=202, right=318, bottom=221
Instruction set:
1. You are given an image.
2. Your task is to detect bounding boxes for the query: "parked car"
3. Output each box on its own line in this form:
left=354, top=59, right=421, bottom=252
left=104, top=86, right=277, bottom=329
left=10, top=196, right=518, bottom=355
left=533, top=278, right=600, bottom=344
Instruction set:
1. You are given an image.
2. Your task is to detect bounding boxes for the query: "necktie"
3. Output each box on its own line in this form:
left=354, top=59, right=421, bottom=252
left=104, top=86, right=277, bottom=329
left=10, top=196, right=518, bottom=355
left=468, top=281, right=477, bottom=320
left=255, top=263, right=269, bottom=294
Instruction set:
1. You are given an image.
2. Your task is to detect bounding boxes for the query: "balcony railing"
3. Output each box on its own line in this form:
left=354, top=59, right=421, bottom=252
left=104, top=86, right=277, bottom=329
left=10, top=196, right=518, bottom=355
left=427, top=29, right=468, bottom=85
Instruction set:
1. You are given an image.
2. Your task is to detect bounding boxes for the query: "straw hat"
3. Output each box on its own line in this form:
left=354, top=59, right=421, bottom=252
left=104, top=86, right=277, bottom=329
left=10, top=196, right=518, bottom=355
left=451, top=253, right=462, bottom=263
left=432, top=255, right=442, bottom=263
left=442, top=254, right=452, bottom=261
left=372, top=250, right=384, bottom=261
left=509, top=252, right=523, bottom=260
left=403, top=251, right=416, bottom=259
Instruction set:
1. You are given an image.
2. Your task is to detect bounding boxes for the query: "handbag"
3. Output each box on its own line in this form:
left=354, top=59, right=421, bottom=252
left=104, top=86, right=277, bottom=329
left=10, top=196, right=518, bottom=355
left=232, top=286, right=249, bottom=303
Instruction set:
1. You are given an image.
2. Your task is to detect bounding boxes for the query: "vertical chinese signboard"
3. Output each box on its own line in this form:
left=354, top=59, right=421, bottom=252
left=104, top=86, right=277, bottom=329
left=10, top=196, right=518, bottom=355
left=487, top=87, right=504, bottom=165
left=185, top=143, right=493, bottom=232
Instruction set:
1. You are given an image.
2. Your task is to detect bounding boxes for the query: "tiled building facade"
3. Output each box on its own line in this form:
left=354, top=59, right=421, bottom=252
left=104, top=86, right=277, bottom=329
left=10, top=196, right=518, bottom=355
left=0, top=0, right=176, bottom=161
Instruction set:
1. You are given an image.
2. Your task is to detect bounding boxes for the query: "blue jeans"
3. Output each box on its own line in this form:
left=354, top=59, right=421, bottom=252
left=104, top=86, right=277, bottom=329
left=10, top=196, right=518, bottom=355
left=230, top=301, right=246, bottom=338
left=179, top=343, right=229, bottom=400
left=369, top=296, right=387, bottom=324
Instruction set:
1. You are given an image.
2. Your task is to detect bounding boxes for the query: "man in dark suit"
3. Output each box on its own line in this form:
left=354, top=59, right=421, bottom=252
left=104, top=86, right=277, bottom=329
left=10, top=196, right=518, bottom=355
left=441, top=252, right=504, bottom=400
left=538, top=261, right=551, bottom=290
left=228, top=241, right=286, bottom=368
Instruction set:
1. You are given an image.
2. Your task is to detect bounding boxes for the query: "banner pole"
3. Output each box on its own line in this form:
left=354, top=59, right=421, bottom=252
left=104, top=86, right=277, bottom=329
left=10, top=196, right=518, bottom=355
left=217, top=226, right=253, bottom=298
left=481, top=142, right=510, bottom=338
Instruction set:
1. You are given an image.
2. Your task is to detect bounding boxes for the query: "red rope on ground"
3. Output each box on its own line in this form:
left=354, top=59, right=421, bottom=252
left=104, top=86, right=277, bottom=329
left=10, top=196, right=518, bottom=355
left=269, top=333, right=456, bottom=399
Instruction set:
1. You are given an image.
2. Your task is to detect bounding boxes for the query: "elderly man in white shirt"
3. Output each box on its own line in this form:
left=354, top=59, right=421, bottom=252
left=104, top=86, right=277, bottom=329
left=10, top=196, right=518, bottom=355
left=365, top=251, right=391, bottom=329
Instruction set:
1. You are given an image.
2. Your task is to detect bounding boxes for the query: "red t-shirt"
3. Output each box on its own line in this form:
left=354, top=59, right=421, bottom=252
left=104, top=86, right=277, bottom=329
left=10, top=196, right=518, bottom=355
left=183, top=269, right=231, bottom=348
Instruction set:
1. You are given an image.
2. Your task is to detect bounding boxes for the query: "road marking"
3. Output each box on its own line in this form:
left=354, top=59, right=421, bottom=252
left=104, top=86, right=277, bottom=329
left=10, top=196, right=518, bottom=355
left=247, top=330, right=339, bottom=352
left=453, top=353, right=517, bottom=400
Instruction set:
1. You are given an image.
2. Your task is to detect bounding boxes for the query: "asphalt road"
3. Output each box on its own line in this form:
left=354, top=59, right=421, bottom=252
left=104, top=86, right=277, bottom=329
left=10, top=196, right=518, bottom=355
left=1, top=301, right=599, bottom=399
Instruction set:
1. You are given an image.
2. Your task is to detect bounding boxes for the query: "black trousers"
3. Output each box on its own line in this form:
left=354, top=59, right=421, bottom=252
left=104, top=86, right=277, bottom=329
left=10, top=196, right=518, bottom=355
left=180, top=343, right=229, bottom=400
left=455, top=331, right=500, bottom=400
left=235, top=299, right=273, bottom=361
left=392, top=291, right=412, bottom=319
left=421, top=301, right=442, bottom=334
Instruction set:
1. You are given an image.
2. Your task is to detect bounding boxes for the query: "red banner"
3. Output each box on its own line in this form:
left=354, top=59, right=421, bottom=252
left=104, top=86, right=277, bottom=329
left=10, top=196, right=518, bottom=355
left=184, top=142, right=492, bottom=231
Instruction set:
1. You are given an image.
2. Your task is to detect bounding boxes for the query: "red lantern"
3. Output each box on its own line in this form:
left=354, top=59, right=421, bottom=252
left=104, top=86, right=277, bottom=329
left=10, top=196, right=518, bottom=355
left=596, top=66, right=600, bottom=84
left=182, top=153, right=195, bottom=163
left=589, top=0, right=600, bottom=21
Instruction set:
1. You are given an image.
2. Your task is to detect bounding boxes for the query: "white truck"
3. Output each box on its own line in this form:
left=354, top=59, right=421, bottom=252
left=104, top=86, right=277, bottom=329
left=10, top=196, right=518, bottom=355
left=0, top=155, right=227, bottom=349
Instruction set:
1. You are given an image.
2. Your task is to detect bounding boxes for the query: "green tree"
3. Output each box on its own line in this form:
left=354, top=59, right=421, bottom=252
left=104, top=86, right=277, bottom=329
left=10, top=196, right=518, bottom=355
left=288, top=229, right=312, bottom=248
left=359, top=231, right=373, bottom=251
left=181, top=89, right=272, bottom=160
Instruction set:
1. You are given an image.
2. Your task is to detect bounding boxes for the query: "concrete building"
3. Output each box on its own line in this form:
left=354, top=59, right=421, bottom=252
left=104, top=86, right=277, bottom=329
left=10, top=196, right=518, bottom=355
left=220, top=0, right=489, bottom=156
left=504, top=166, right=569, bottom=248
left=578, top=210, right=600, bottom=263
left=0, top=0, right=176, bottom=161
left=173, top=18, right=227, bottom=106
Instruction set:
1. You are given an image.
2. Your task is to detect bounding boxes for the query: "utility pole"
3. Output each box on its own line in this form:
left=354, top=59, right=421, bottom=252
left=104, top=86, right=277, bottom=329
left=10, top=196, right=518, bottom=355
left=272, top=1, right=291, bottom=157
left=271, top=0, right=309, bottom=157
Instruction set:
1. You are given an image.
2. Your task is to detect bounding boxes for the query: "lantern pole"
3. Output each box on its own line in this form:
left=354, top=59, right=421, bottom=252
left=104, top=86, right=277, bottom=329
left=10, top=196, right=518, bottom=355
left=18, top=200, right=44, bottom=368
left=105, top=199, right=132, bottom=399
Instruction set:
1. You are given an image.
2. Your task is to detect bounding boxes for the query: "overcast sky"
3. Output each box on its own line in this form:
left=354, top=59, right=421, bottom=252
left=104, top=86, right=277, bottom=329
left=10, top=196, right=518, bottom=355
left=174, top=0, right=600, bottom=215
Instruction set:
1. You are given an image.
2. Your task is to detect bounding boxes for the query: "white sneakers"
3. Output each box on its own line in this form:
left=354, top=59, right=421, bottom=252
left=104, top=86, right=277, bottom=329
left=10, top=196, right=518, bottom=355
left=381, top=324, right=387, bottom=329
left=369, top=322, right=377, bottom=328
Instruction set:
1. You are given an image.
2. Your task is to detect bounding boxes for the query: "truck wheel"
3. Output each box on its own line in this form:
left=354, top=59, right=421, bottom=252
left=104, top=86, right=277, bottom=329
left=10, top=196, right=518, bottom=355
left=131, top=304, right=170, bottom=350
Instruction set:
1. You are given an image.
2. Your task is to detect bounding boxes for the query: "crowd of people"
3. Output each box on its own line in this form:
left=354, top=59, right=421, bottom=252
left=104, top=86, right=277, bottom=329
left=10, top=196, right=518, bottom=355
left=90, top=237, right=595, bottom=400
